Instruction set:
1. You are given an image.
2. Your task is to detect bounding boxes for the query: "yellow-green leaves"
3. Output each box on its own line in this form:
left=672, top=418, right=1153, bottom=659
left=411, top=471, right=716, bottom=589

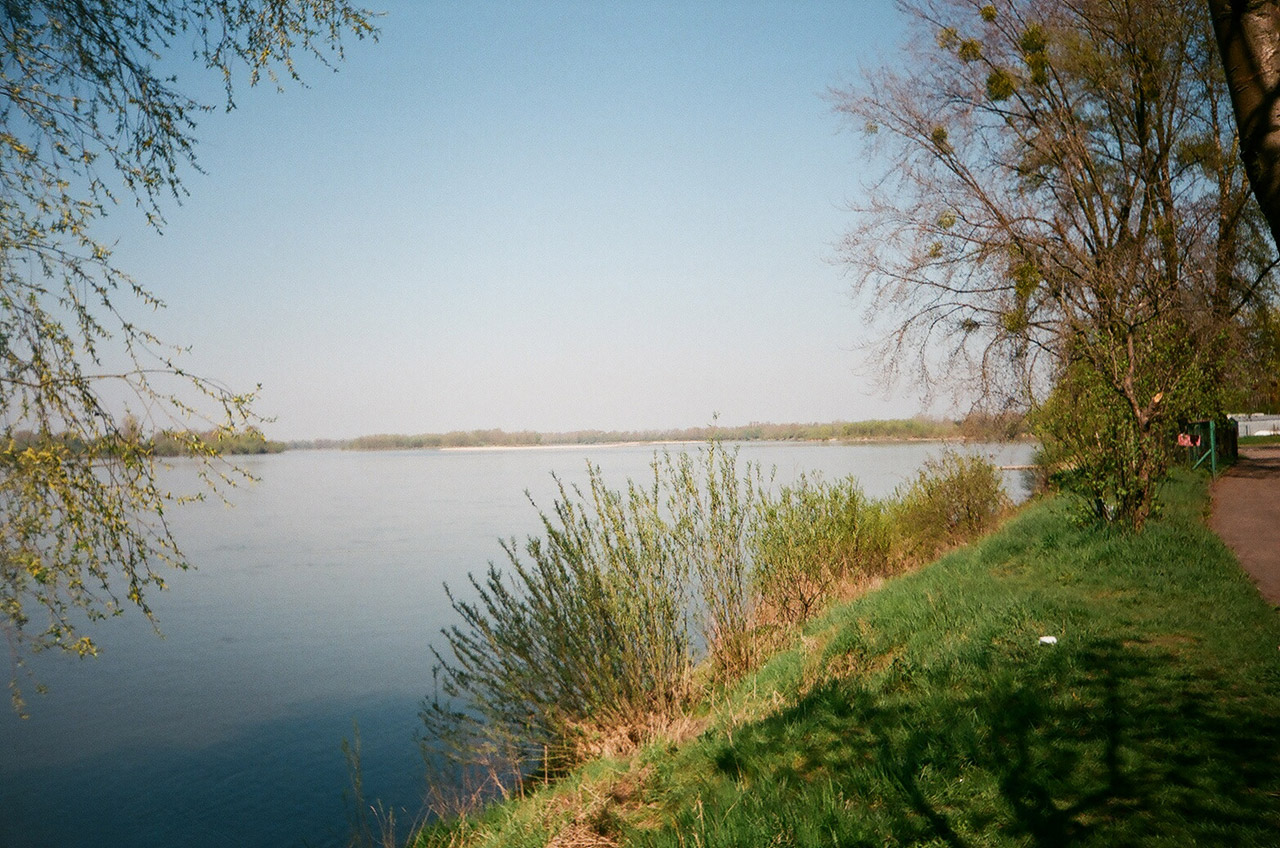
left=1019, top=22, right=1048, bottom=55
left=958, top=39, right=983, bottom=62
left=987, top=67, right=1017, bottom=102
left=1012, top=260, right=1039, bottom=301
left=931, top=125, right=953, bottom=154
left=2, top=0, right=374, bottom=712
left=1019, top=23, right=1050, bottom=86
left=1000, top=309, right=1029, bottom=334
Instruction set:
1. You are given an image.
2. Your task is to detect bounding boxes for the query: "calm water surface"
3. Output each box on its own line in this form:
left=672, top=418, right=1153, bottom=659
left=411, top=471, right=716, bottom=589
left=0, top=441, right=1033, bottom=847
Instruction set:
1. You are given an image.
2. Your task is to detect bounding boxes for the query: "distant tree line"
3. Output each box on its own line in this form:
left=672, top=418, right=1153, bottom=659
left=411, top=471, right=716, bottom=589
left=1, top=415, right=1021, bottom=461
left=286, top=414, right=1026, bottom=452
left=4, top=426, right=286, bottom=458
left=148, top=428, right=287, bottom=457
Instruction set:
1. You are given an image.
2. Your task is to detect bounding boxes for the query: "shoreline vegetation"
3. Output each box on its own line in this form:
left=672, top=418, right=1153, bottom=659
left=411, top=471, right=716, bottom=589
left=402, top=443, right=1013, bottom=845
left=297, top=413, right=1027, bottom=453
left=135, top=419, right=1271, bottom=458
left=121, top=415, right=1026, bottom=457
left=118, top=418, right=1272, bottom=458
left=398, top=466, right=1280, bottom=848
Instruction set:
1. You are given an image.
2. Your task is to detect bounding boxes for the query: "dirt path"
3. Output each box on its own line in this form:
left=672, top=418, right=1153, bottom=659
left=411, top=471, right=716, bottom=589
left=1210, top=445, right=1280, bottom=607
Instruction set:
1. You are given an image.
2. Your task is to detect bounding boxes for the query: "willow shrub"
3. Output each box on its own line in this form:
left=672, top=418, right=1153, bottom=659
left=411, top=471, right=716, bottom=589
left=422, top=445, right=760, bottom=781
left=665, top=440, right=762, bottom=683
left=894, top=451, right=1010, bottom=558
left=751, top=476, right=893, bottom=627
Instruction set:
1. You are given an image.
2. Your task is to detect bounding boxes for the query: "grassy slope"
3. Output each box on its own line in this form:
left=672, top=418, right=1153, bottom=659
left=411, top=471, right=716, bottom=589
left=418, top=470, right=1280, bottom=847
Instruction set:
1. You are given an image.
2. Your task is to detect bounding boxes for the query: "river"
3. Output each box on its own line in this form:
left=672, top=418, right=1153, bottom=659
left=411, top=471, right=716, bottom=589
left=0, top=441, right=1034, bottom=847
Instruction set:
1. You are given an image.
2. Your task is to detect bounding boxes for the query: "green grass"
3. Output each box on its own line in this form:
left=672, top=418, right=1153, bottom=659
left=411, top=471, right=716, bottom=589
left=414, top=470, right=1280, bottom=847
left=1240, top=434, right=1280, bottom=446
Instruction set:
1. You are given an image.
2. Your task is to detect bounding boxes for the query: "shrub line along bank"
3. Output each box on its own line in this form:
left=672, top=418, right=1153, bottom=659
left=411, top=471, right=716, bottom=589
left=406, top=465, right=1280, bottom=848
left=411, top=446, right=1011, bottom=838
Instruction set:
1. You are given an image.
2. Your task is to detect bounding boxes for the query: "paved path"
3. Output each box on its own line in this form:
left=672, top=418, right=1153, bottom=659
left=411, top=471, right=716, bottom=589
left=1210, top=445, right=1280, bottom=607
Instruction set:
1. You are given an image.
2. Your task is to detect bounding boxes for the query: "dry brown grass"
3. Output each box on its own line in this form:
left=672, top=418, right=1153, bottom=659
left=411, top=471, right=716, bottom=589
left=544, top=823, right=618, bottom=848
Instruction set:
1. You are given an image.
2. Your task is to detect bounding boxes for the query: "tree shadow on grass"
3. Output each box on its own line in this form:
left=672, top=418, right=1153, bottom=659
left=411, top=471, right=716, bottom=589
left=689, top=639, right=1280, bottom=846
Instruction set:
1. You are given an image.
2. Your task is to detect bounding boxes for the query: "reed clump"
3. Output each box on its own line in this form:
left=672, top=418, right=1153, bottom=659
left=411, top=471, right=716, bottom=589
left=422, top=458, right=694, bottom=782
left=420, top=444, right=1010, bottom=815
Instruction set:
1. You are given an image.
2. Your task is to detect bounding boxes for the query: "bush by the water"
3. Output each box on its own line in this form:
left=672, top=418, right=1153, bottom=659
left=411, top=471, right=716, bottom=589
left=893, top=451, right=1010, bottom=558
left=422, top=460, right=694, bottom=781
left=752, top=476, right=893, bottom=627
left=420, top=445, right=1011, bottom=807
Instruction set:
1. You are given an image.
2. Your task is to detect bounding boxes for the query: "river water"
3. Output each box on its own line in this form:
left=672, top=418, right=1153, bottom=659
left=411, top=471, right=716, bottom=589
left=0, top=441, right=1033, bottom=847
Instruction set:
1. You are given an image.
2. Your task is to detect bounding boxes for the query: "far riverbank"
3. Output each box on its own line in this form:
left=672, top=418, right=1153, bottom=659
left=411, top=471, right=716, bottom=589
left=289, top=414, right=1027, bottom=452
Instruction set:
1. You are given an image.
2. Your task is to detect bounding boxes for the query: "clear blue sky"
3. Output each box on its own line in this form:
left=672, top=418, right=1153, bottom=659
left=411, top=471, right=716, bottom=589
left=110, top=1, right=910, bottom=441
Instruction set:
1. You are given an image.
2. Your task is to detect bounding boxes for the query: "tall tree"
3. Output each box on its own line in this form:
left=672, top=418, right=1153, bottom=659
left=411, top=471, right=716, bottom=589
left=836, top=0, right=1275, bottom=528
left=1208, top=0, right=1280, bottom=248
left=1, top=1, right=374, bottom=709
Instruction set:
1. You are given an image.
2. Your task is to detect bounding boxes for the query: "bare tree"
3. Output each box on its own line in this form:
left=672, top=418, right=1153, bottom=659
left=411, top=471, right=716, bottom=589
left=836, top=0, right=1274, bottom=528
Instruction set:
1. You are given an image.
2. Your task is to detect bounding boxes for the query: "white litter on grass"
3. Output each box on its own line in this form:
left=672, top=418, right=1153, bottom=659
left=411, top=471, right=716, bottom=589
left=1038, top=636, right=1058, bottom=645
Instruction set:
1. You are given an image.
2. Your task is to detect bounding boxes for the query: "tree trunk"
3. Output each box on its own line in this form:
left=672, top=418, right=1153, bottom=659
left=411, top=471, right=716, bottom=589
left=1209, top=0, right=1280, bottom=248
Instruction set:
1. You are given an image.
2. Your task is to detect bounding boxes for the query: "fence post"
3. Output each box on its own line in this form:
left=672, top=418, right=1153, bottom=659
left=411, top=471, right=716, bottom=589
left=1210, top=419, right=1218, bottom=478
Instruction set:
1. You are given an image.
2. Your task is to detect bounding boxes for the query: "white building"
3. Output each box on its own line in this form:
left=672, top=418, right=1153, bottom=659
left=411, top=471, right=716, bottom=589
left=1230, top=413, right=1280, bottom=437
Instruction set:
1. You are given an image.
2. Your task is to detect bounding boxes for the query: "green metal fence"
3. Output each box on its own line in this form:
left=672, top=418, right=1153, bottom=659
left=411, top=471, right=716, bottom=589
left=1179, top=418, right=1238, bottom=477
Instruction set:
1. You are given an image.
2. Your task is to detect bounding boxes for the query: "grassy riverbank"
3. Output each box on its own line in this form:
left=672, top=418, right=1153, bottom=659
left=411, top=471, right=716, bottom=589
left=410, top=469, right=1280, bottom=846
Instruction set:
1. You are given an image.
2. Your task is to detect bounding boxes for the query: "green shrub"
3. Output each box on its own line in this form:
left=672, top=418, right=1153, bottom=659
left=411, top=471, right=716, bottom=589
left=894, top=451, right=1009, bottom=558
left=423, top=443, right=766, bottom=783
left=422, top=459, right=691, bottom=778
left=752, top=476, right=893, bottom=626
left=664, top=441, right=762, bottom=682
